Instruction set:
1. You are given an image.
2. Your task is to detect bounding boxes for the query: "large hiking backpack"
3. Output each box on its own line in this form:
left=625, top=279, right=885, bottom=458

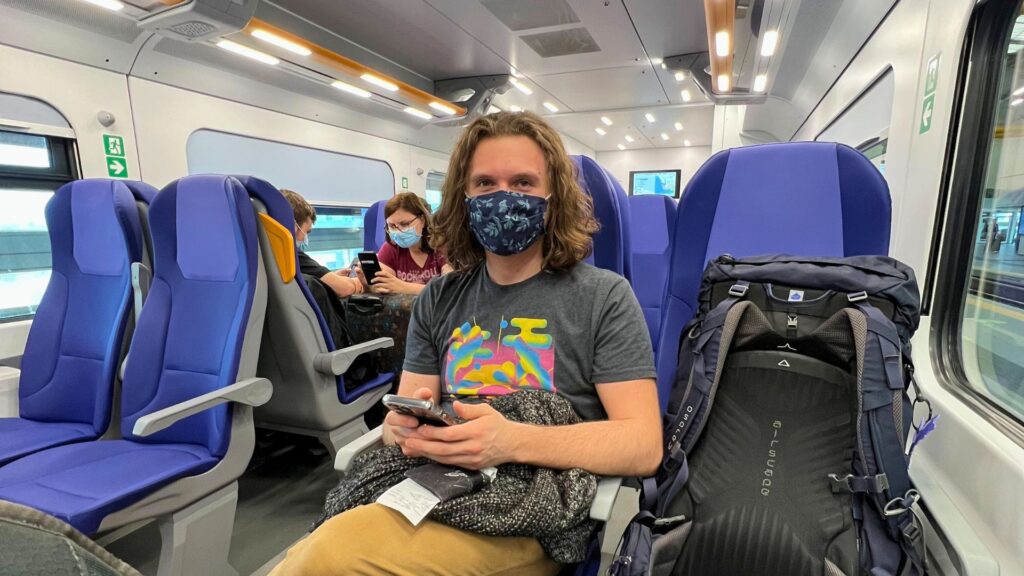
left=612, top=255, right=932, bottom=576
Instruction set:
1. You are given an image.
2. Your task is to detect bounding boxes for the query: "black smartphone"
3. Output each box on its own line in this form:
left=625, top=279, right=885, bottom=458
left=382, top=394, right=463, bottom=426
left=358, top=251, right=383, bottom=282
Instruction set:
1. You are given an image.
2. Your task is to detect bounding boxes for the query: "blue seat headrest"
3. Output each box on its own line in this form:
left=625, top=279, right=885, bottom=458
left=572, top=155, right=631, bottom=280
left=18, top=179, right=154, bottom=433
left=364, top=200, right=388, bottom=252
left=654, top=141, right=890, bottom=409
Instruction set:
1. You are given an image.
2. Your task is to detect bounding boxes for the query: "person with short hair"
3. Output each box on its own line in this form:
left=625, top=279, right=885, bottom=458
left=364, top=192, right=451, bottom=295
left=272, top=111, right=661, bottom=575
left=281, top=189, right=363, bottom=298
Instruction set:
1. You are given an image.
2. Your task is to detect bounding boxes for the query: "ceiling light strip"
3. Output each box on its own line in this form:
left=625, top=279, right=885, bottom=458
left=704, top=0, right=735, bottom=93
left=239, top=18, right=466, bottom=115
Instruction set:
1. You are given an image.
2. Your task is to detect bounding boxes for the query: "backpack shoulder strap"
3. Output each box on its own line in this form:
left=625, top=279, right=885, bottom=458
left=656, top=282, right=751, bottom=513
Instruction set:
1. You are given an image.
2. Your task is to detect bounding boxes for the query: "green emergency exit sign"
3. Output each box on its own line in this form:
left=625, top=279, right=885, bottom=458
left=106, top=157, right=127, bottom=178
left=103, top=134, right=128, bottom=178
left=103, top=134, right=124, bottom=157
left=920, top=54, right=940, bottom=134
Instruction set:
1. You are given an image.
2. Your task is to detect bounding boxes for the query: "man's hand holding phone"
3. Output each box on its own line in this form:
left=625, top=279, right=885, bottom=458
left=383, top=388, right=435, bottom=452
left=385, top=390, right=518, bottom=470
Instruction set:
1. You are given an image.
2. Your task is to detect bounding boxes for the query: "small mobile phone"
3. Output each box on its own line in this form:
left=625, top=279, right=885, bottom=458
left=382, top=394, right=462, bottom=426
left=358, top=251, right=383, bottom=282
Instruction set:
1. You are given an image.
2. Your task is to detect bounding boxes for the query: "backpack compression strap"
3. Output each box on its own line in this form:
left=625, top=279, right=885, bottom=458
left=838, top=299, right=927, bottom=574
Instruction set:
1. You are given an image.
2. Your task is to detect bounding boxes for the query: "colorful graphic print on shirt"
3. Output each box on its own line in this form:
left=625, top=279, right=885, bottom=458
left=445, top=317, right=555, bottom=397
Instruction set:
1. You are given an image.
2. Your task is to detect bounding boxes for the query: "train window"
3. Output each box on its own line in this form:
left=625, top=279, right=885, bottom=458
left=936, top=0, right=1024, bottom=427
left=0, top=129, right=77, bottom=322
left=306, top=205, right=365, bottom=270
left=0, top=132, right=50, bottom=168
left=425, top=171, right=445, bottom=212
left=959, top=5, right=1024, bottom=422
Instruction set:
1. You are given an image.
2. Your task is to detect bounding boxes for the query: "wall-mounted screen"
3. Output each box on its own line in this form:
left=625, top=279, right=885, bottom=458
left=629, top=169, right=681, bottom=197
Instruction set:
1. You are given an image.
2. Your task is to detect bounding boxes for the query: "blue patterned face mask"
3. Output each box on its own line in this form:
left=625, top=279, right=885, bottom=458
left=390, top=227, right=421, bottom=249
left=465, top=191, right=549, bottom=256
left=297, top=240, right=309, bottom=252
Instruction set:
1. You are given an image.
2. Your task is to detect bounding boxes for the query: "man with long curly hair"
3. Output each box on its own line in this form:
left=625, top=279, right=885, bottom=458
left=273, top=112, right=660, bottom=575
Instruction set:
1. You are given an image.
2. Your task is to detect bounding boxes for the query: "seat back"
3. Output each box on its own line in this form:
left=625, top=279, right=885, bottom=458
left=19, top=179, right=156, bottom=434
left=572, top=155, right=632, bottom=281
left=629, top=195, right=677, bottom=354
left=236, top=177, right=386, bottom=438
left=363, top=200, right=387, bottom=252
left=120, top=175, right=262, bottom=457
left=655, top=142, right=891, bottom=408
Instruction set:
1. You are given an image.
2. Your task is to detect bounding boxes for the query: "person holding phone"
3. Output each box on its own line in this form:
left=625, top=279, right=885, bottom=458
left=272, top=112, right=661, bottom=576
left=359, top=192, right=452, bottom=295
left=282, top=189, right=364, bottom=299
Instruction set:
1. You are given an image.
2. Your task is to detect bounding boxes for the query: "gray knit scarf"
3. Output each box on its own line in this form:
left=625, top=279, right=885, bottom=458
left=314, top=390, right=599, bottom=564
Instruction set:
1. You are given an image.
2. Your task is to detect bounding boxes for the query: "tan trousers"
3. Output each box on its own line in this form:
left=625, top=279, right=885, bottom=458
left=269, top=504, right=562, bottom=576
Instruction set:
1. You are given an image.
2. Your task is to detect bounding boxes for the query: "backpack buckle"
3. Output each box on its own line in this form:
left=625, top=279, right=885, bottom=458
left=884, top=489, right=921, bottom=517
left=847, top=291, right=868, bottom=303
left=611, top=556, right=633, bottom=568
left=728, top=283, right=749, bottom=297
left=653, top=513, right=688, bottom=527
left=829, top=473, right=889, bottom=494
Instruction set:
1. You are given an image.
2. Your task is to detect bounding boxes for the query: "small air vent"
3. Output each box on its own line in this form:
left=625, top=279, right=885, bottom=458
left=167, top=20, right=217, bottom=38
left=480, top=0, right=579, bottom=31
left=520, top=27, right=600, bottom=58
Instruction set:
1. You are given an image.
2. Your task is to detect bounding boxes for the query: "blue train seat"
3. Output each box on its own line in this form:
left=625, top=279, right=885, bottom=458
left=629, top=195, right=677, bottom=355
left=0, top=175, right=271, bottom=574
left=573, top=155, right=632, bottom=281
left=363, top=199, right=387, bottom=252
left=0, top=179, right=156, bottom=466
left=235, top=176, right=393, bottom=455
left=655, top=142, right=891, bottom=409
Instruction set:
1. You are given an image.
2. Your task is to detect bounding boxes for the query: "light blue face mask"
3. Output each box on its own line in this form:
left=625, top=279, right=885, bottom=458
left=297, top=240, right=309, bottom=252
left=390, top=227, right=422, bottom=249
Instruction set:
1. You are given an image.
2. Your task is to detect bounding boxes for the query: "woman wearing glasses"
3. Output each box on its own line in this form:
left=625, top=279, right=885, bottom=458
left=364, top=192, right=452, bottom=295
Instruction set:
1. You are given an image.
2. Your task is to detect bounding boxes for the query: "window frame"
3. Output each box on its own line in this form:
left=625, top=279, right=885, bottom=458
left=304, top=203, right=368, bottom=271
left=0, top=132, right=77, bottom=185
left=930, top=0, right=1024, bottom=443
left=0, top=131, right=79, bottom=324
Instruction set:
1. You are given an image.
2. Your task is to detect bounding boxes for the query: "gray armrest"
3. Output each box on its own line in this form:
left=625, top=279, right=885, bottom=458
left=131, top=262, right=151, bottom=323
left=0, top=366, right=20, bottom=418
left=314, top=337, right=394, bottom=376
left=132, top=377, right=272, bottom=437
left=590, top=476, right=623, bottom=521
left=335, top=425, right=384, bottom=473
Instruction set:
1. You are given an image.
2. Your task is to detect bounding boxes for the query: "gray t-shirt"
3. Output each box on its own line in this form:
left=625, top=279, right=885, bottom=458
left=404, top=262, right=656, bottom=421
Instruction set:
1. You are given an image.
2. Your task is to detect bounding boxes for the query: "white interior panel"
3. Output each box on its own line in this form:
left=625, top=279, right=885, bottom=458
left=622, top=0, right=708, bottom=59
left=264, top=0, right=511, bottom=81
left=595, top=146, right=713, bottom=191
left=0, top=0, right=149, bottom=73
left=532, top=67, right=667, bottom=111
left=422, top=0, right=650, bottom=77
left=816, top=69, right=895, bottom=147
left=187, top=130, right=395, bottom=206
